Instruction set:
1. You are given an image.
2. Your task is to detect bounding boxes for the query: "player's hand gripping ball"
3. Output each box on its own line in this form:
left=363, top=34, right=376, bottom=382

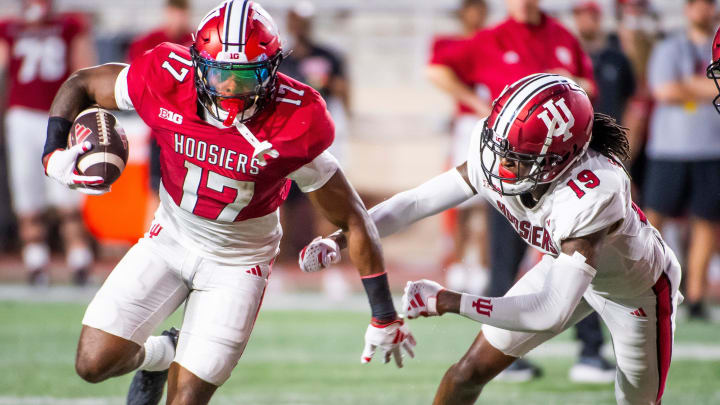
left=67, top=107, right=129, bottom=194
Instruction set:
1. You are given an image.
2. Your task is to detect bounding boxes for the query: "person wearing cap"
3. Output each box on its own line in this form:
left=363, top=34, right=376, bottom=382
left=428, top=0, right=615, bottom=384
left=645, top=0, right=720, bottom=321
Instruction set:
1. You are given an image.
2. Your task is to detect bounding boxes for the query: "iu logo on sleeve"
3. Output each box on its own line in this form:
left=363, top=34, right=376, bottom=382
left=472, top=298, right=493, bottom=317
left=537, top=97, right=575, bottom=142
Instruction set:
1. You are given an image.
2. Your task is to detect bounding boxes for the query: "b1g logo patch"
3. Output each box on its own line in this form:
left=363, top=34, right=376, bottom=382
left=159, top=107, right=183, bottom=124
left=74, top=123, right=93, bottom=143
left=537, top=97, right=575, bottom=142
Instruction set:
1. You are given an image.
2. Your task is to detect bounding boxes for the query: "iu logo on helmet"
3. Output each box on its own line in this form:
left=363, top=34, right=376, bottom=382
left=537, top=97, right=575, bottom=142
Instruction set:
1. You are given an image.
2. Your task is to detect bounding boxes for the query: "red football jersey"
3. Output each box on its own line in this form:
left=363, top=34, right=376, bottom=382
left=127, top=29, right=193, bottom=63
left=125, top=42, right=334, bottom=222
left=431, top=13, right=596, bottom=100
left=0, top=14, right=88, bottom=111
left=429, top=34, right=477, bottom=115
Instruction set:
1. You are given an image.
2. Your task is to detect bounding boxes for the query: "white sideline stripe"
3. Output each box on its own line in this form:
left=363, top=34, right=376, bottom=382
left=77, top=152, right=125, bottom=173
left=0, top=398, right=123, bottom=405
left=0, top=397, right=318, bottom=405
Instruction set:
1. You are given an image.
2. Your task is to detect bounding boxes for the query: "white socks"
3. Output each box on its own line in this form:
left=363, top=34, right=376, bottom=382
left=139, top=335, right=176, bottom=372
left=67, top=246, right=93, bottom=270
left=22, top=243, right=49, bottom=271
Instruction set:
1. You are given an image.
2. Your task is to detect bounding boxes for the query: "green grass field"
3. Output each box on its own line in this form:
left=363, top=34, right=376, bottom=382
left=1, top=300, right=719, bottom=404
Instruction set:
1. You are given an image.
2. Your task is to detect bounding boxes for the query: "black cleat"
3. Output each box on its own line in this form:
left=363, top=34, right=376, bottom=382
left=126, top=328, right=179, bottom=405
left=72, top=268, right=89, bottom=286
left=28, top=268, right=49, bottom=287
left=495, top=358, right=543, bottom=382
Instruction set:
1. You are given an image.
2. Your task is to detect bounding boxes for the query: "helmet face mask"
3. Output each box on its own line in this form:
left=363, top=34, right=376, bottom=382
left=192, top=46, right=283, bottom=124
left=707, top=60, right=720, bottom=114
left=192, top=0, right=283, bottom=126
left=708, top=26, right=720, bottom=114
left=480, top=121, right=564, bottom=196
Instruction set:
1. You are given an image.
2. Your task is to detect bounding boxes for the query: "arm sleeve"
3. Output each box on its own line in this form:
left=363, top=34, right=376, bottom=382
left=458, top=252, right=596, bottom=333
left=114, top=65, right=134, bottom=111
left=287, top=150, right=340, bottom=193
left=368, top=168, right=475, bottom=238
left=465, top=119, right=486, bottom=191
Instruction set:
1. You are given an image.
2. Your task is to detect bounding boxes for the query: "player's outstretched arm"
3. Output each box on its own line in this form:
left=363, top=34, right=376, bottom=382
left=403, top=227, right=609, bottom=334
left=298, top=163, right=476, bottom=273
left=307, top=169, right=416, bottom=367
left=42, top=63, right=127, bottom=193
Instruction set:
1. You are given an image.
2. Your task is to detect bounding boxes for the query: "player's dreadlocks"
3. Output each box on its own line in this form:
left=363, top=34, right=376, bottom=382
left=589, top=113, right=631, bottom=173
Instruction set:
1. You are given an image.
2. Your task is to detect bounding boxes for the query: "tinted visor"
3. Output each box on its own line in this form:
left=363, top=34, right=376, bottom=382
left=196, top=60, right=270, bottom=99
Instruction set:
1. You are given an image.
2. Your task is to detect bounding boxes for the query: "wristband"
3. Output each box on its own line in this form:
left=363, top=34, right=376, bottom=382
left=43, top=116, right=73, bottom=160
left=361, top=272, right=397, bottom=323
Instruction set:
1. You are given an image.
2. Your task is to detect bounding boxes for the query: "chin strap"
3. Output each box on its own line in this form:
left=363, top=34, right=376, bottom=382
left=234, top=122, right=278, bottom=166
left=222, top=104, right=240, bottom=127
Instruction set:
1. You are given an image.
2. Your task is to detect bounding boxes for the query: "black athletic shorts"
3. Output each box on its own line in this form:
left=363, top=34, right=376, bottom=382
left=642, top=159, right=720, bottom=221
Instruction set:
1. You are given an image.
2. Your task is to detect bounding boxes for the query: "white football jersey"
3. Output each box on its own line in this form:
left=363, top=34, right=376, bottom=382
left=467, top=122, right=671, bottom=298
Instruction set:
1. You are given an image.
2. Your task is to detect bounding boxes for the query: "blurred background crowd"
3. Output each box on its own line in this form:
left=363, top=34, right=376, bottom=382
left=0, top=0, right=718, bottom=343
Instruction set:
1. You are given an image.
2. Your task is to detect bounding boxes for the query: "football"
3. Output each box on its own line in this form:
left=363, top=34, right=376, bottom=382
left=68, top=107, right=129, bottom=187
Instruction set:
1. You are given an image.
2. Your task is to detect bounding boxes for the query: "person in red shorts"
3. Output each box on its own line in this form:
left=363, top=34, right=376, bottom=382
left=427, top=0, right=612, bottom=383
left=0, top=0, right=96, bottom=285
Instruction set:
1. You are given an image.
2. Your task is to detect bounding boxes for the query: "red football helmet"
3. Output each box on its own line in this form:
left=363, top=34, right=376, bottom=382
left=480, top=73, right=594, bottom=196
left=191, top=0, right=283, bottom=126
left=706, top=26, right=720, bottom=114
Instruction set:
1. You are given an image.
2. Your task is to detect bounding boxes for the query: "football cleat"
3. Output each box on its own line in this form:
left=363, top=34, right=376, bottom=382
left=495, top=358, right=542, bottom=383
left=27, top=268, right=49, bottom=287
left=569, top=355, right=615, bottom=384
left=126, top=328, right=179, bottom=405
left=72, top=268, right=89, bottom=286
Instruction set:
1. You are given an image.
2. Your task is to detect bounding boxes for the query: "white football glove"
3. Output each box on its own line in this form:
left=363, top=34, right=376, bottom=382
left=44, top=142, right=109, bottom=195
left=298, top=236, right=341, bottom=273
left=361, top=319, right=416, bottom=368
left=401, top=279, right=445, bottom=319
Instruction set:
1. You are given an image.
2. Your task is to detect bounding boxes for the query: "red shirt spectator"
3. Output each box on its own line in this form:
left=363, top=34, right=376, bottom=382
left=126, top=0, right=192, bottom=63
left=431, top=12, right=596, bottom=101
left=128, top=29, right=192, bottom=63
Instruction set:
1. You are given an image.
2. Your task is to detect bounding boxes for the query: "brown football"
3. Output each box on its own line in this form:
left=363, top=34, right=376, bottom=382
left=68, top=107, right=129, bottom=187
